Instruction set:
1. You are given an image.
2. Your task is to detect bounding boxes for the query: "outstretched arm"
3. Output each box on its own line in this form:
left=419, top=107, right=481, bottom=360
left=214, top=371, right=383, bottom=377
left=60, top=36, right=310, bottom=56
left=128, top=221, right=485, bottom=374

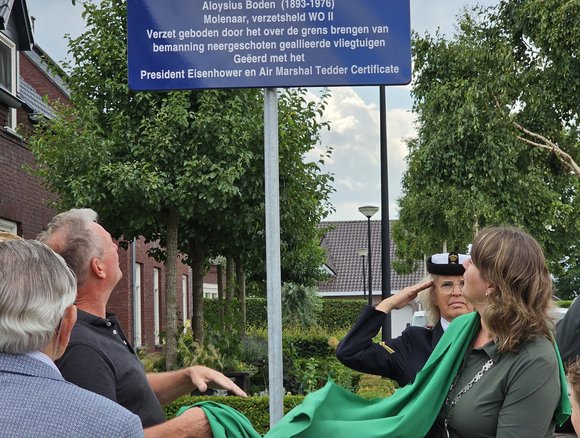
left=147, top=365, right=247, bottom=404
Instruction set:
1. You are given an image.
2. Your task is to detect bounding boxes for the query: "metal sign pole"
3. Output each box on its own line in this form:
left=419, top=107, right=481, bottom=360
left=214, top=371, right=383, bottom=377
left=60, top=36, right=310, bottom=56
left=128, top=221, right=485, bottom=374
left=264, top=87, right=284, bottom=426
left=380, top=85, right=392, bottom=341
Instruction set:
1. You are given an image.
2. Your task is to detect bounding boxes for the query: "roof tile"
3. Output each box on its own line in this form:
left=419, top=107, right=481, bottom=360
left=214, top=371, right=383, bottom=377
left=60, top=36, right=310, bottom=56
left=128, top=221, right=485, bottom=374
left=318, top=220, right=425, bottom=295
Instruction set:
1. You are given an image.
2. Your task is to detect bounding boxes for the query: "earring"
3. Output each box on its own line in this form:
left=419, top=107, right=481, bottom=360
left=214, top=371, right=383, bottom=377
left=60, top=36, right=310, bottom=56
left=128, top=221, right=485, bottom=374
left=485, top=291, right=489, bottom=297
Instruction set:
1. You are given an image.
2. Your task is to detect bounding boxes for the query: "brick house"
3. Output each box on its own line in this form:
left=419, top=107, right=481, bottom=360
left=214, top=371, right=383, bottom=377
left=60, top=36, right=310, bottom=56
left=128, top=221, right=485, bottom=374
left=0, top=0, right=202, bottom=352
left=319, top=220, right=426, bottom=336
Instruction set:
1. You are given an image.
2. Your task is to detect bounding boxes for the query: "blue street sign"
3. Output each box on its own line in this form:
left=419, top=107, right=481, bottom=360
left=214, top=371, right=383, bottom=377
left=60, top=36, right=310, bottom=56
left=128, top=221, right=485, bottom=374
left=128, top=0, right=411, bottom=90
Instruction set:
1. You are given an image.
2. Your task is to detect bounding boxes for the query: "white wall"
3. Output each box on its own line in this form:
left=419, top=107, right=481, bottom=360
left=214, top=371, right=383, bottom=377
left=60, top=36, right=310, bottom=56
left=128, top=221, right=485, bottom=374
left=391, top=305, right=414, bottom=337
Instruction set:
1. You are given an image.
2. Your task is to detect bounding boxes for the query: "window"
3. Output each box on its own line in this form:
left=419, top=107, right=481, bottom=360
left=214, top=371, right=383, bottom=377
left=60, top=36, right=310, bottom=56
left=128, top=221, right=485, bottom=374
left=133, top=263, right=142, bottom=348
left=0, top=33, right=17, bottom=131
left=0, top=218, right=18, bottom=234
left=203, top=283, right=218, bottom=299
left=153, top=268, right=161, bottom=346
left=182, top=274, right=188, bottom=323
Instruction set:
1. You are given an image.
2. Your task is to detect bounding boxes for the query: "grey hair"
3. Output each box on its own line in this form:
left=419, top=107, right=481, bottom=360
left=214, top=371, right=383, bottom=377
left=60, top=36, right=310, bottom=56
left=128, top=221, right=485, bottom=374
left=0, top=240, right=77, bottom=353
left=417, top=274, right=440, bottom=326
left=37, top=208, right=102, bottom=288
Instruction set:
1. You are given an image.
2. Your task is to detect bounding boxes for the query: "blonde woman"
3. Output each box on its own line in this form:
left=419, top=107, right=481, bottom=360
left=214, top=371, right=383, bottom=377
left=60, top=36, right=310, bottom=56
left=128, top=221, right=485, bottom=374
left=336, top=252, right=473, bottom=386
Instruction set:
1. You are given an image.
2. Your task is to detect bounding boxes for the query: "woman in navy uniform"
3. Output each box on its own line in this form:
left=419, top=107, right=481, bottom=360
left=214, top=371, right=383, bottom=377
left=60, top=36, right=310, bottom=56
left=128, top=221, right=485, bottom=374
left=336, top=252, right=473, bottom=387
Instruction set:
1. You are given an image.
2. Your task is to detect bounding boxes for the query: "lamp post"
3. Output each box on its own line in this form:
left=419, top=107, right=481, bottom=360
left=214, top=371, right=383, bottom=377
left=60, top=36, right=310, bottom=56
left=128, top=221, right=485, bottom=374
left=358, top=206, right=379, bottom=305
left=355, top=248, right=368, bottom=300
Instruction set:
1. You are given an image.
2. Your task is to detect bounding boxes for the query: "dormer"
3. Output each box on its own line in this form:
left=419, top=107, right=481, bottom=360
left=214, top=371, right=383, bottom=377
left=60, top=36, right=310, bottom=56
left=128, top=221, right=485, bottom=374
left=0, top=0, right=33, bottom=133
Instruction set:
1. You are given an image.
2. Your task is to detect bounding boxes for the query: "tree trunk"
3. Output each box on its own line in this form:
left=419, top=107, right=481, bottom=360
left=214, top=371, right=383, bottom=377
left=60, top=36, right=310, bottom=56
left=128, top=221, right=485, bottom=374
left=225, top=256, right=235, bottom=317
left=217, top=262, right=225, bottom=333
left=473, top=216, right=479, bottom=237
left=164, top=208, right=179, bottom=370
left=235, top=258, right=246, bottom=338
left=190, top=241, right=205, bottom=344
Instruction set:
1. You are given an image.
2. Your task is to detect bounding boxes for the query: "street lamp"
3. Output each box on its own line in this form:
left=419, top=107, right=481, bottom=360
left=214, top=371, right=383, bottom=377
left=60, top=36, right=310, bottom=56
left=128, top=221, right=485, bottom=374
left=358, top=205, right=379, bottom=305
left=355, top=248, right=368, bottom=300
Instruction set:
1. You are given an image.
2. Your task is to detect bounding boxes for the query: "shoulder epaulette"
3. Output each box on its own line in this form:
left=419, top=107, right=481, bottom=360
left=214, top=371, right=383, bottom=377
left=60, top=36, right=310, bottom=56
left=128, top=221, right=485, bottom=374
left=379, top=341, right=395, bottom=354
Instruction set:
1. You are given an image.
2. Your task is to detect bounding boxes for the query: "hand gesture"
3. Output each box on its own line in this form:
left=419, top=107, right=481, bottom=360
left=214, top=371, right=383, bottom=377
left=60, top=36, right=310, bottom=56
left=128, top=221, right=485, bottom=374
left=375, top=279, right=433, bottom=313
left=187, top=366, right=248, bottom=397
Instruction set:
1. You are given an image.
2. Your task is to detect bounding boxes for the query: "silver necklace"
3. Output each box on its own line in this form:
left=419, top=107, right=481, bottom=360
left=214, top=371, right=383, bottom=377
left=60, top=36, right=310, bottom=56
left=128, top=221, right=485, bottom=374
left=444, top=358, right=494, bottom=436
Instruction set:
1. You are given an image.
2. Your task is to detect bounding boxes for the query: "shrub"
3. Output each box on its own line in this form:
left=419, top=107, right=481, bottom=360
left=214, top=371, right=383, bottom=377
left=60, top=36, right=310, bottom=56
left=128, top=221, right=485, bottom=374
left=356, top=374, right=398, bottom=398
left=246, top=297, right=268, bottom=326
left=281, top=282, right=322, bottom=327
left=319, top=299, right=367, bottom=330
left=232, top=297, right=367, bottom=331
left=293, top=357, right=361, bottom=394
left=282, top=326, right=336, bottom=358
left=138, top=350, right=165, bottom=372
left=239, top=334, right=269, bottom=394
left=205, top=297, right=269, bottom=330
left=176, top=320, right=244, bottom=372
left=164, top=395, right=305, bottom=435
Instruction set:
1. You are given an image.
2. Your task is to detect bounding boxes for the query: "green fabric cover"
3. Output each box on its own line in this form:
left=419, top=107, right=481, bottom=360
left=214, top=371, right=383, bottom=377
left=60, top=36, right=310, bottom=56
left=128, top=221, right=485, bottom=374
left=178, top=312, right=570, bottom=438
left=176, top=401, right=261, bottom=438
left=266, top=311, right=479, bottom=437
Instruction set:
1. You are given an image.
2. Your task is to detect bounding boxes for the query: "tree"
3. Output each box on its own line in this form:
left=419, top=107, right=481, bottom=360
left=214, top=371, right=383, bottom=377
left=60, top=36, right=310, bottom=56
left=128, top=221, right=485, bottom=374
left=184, top=87, right=334, bottom=340
left=241, top=88, right=334, bottom=291
left=394, top=1, right=579, bottom=284
left=30, top=0, right=335, bottom=357
left=30, top=0, right=262, bottom=369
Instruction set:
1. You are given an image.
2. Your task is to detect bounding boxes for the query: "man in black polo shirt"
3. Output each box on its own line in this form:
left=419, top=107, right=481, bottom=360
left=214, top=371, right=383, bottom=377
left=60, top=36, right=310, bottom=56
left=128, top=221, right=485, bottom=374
left=39, top=209, right=246, bottom=437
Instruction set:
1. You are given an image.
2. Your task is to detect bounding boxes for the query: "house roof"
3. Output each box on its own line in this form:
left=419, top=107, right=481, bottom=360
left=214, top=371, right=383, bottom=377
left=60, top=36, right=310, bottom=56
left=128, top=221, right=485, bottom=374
left=23, top=46, right=70, bottom=97
left=19, top=78, right=55, bottom=118
left=318, top=220, right=426, bottom=296
left=0, top=0, right=33, bottom=50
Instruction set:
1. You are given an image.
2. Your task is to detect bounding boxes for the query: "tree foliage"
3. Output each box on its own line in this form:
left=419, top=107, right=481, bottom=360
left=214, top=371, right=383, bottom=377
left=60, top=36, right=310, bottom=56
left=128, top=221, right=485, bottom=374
left=394, top=1, right=579, bottom=295
left=281, top=282, right=323, bottom=328
left=29, top=0, right=334, bottom=357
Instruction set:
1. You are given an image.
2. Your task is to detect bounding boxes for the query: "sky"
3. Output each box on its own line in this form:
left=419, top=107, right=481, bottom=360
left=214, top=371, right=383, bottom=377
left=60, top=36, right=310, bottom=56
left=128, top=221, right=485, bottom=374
left=26, top=0, right=499, bottom=221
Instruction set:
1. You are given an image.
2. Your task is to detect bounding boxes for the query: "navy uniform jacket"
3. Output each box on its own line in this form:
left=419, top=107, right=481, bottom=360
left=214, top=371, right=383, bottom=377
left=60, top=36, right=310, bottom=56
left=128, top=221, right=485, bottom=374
left=555, top=297, right=580, bottom=433
left=336, top=305, right=444, bottom=387
left=556, top=296, right=580, bottom=363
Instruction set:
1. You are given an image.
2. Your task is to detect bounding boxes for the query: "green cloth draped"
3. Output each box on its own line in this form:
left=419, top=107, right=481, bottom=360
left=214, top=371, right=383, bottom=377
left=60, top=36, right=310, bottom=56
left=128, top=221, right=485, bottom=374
left=266, top=311, right=480, bottom=438
left=176, top=401, right=261, bottom=438
left=177, top=312, right=570, bottom=438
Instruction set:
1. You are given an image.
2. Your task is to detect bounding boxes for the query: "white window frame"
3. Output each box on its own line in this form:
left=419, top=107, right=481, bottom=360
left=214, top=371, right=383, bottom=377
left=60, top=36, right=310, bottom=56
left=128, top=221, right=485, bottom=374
left=0, top=218, right=17, bottom=234
left=153, top=268, right=161, bottom=346
left=182, top=274, right=188, bottom=323
left=203, top=282, right=218, bottom=299
left=0, top=33, right=17, bottom=131
left=133, top=263, right=142, bottom=348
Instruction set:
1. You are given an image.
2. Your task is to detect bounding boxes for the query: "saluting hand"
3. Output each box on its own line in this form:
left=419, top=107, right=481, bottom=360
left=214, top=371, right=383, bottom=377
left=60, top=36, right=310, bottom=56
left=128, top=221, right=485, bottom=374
left=375, top=279, right=433, bottom=313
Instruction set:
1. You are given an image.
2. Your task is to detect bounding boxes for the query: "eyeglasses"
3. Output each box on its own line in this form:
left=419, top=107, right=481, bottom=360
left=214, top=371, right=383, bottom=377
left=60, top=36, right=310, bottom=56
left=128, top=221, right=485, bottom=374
left=438, top=280, right=464, bottom=294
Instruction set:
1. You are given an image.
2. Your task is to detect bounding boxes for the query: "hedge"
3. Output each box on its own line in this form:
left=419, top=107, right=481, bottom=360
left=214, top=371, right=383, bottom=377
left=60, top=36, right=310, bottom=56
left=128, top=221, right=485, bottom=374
left=282, top=328, right=336, bottom=358
left=320, top=299, right=366, bottom=330
left=204, top=297, right=366, bottom=331
left=164, top=395, right=305, bottom=435
left=557, top=300, right=573, bottom=309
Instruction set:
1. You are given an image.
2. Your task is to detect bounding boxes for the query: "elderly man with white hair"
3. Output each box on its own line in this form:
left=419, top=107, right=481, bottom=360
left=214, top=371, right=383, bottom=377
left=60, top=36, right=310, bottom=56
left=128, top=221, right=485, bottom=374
left=0, top=239, right=143, bottom=437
